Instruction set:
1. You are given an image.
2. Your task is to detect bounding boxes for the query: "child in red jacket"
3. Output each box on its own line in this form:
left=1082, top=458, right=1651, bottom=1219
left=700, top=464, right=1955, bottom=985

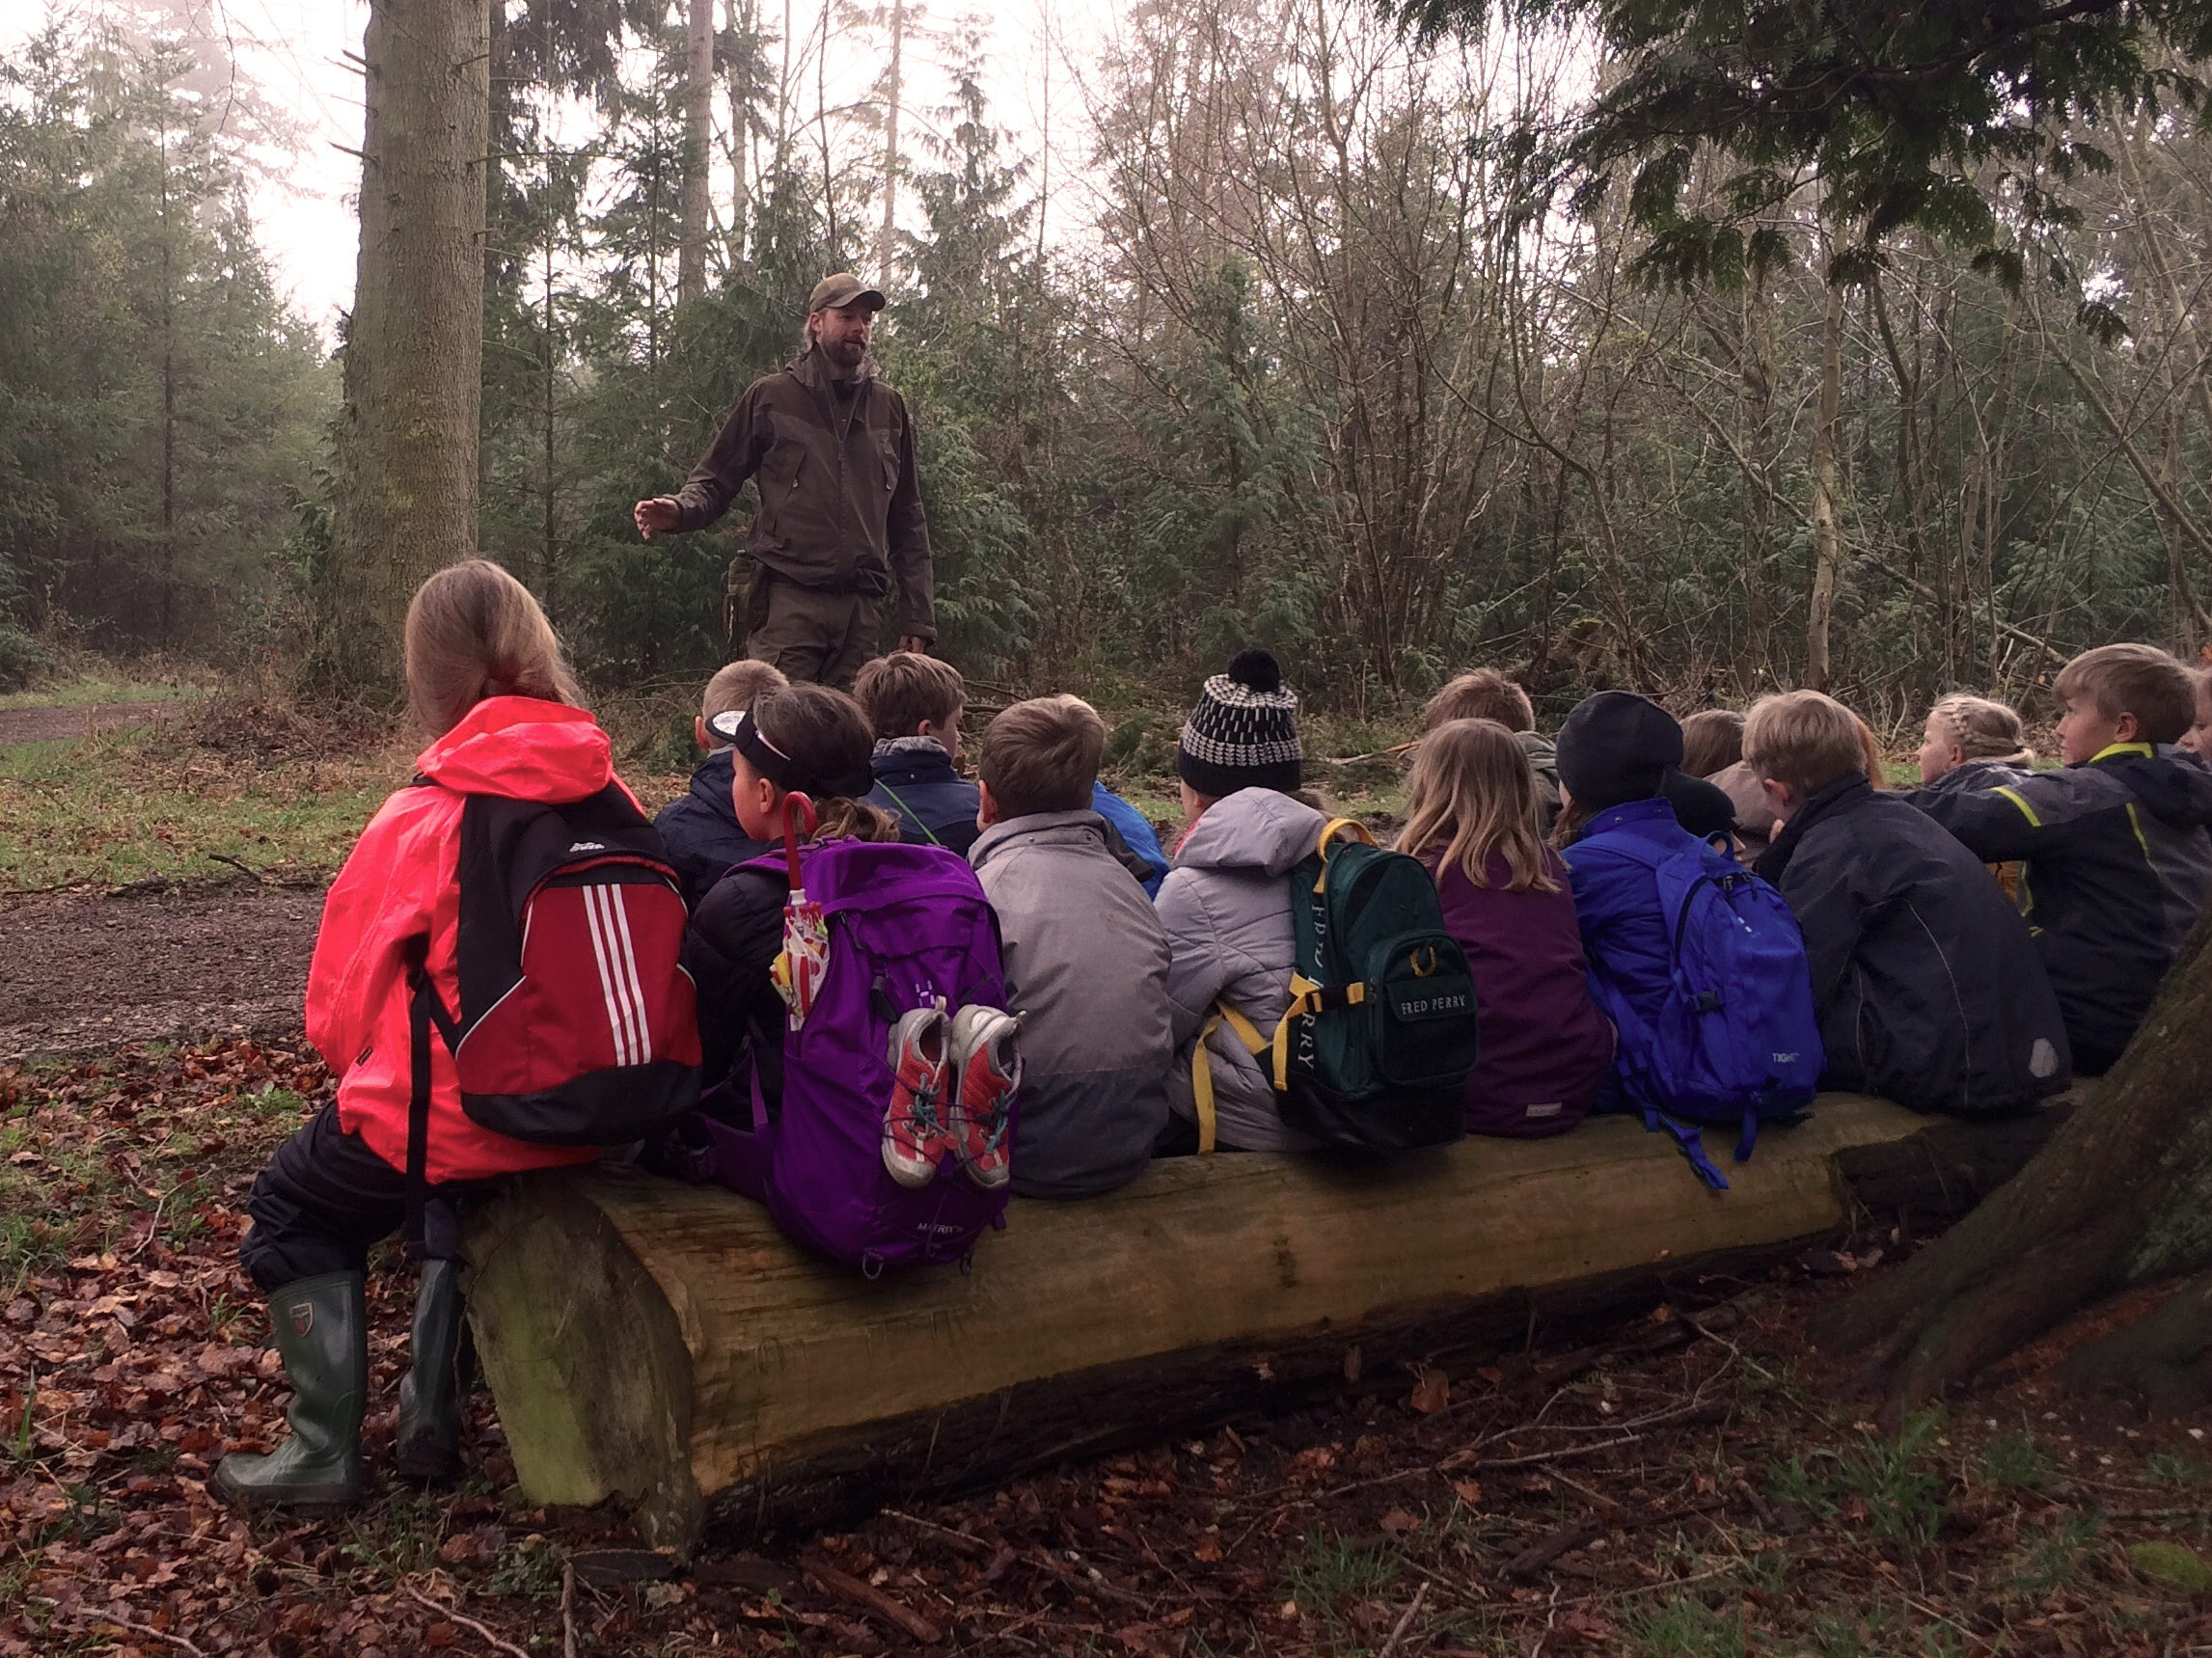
left=216, top=561, right=631, bottom=1509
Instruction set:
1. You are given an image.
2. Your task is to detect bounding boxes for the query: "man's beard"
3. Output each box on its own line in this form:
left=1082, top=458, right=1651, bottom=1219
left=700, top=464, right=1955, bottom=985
left=823, top=336, right=866, bottom=370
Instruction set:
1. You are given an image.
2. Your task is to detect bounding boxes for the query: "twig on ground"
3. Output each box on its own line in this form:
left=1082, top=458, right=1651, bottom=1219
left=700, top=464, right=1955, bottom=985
left=804, top=1555, right=944, bottom=1644
left=883, top=1506, right=994, bottom=1556
left=562, top=1560, right=577, bottom=1658
left=76, top=1614, right=208, bottom=1657
left=1376, top=1580, right=1430, bottom=1658
left=1317, top=742, right=1418, bottom=767
left=1026, top=1547, right=1155, bottom=1611
left=398, top=1580, right=533, bottom=1658
left=206, top=854, right=265, bottom=883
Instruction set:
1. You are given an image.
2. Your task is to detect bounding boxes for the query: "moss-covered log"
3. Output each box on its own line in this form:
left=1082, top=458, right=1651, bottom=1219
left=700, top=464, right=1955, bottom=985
left=463, top=1097, right=2059, bottom=1554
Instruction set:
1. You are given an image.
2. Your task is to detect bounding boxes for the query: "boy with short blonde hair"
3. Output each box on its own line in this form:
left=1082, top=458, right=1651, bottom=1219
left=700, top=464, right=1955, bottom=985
left=1910, top=643, right=2212, bottom=1073
left=657, top=660, right=789, bottom=907
left=1423, top=668, right=1559, bottom=829
left=854, top=649, right=982, bottom=855
left=1750, top=689, right=2070, bottom=1113
left=969, top=695, right=1173, bottom=1198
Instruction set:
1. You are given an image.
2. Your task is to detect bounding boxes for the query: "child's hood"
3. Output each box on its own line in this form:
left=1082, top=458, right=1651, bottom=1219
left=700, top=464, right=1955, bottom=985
left=1175, top=788, right=1327, bottom=877
left=417, top=695, right=614, bottom=802
left=2105, top=746, right=2212, bottom=830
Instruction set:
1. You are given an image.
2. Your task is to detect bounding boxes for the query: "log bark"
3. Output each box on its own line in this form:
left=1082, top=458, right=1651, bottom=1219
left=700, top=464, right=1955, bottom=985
left=463, top=1097, right=2060, bottom=1554
left=1813, top=912, right=2212, bottom=1423
left=319, top=0, right=490, bottom=693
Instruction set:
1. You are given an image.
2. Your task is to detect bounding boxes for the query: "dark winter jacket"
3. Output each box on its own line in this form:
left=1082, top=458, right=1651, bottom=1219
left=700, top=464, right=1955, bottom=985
left=1757, top=775, right=2070, bottom=1114
left=1919, top=757, right=2034, bottom=797
left=1518, top=731, right=1563, bottom=832
left=654, top=747, right=774, bottom=910
left=1908, top=744, right=2212, bottom=1073
left=867, top=738, right=982, bottom=856
left=670, top=346, right=935, bottom=639
left=1428, top=848, right=1615, bottom=1136
left=682, top=863, right=794, bottom=1117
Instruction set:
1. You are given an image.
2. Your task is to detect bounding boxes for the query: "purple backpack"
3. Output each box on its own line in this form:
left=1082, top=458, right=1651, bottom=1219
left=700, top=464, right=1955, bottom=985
left=677, top=838, right=1014, bottom=1270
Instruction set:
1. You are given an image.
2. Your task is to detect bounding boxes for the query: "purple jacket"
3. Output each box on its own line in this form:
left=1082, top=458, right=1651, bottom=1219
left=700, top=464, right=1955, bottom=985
left=1430, top=849, right=1616, bottom=1137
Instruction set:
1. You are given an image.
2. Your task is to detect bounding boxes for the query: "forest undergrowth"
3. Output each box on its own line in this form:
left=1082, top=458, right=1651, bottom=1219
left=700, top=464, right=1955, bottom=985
left=1, top=1038, right=2209, bottom=1657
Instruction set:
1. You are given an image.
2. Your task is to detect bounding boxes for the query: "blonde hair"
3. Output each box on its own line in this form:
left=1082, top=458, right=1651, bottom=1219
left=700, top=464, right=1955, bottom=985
left=1926, top=693, right=2033, bottom=765
left=1423, top=669, right=1535, bottom=734
left=853, top=650, right=966, bottom=739
left=1743, top=691, right=1870, bottom=796
left=2054, top=643, right=2198, bottom=746
left=701, top=661, right=788, bottom=733
left=403, top=559, right=581, bottom=737
left=980, top=695, right=1106, bottom=818
left=750, top=683, right=900, bottom=842
left=1399, top=719, right=1557, bottom=893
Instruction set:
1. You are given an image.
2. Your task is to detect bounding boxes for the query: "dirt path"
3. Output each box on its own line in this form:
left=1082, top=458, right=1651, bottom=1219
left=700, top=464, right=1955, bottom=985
left=0, top=699, right=183, bottom=745
left=0, top=879, right=321, bottom=1058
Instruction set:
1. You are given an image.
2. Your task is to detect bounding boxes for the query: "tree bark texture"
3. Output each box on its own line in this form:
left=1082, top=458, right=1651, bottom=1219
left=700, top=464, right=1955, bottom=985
left=1804, top=275, right=1845, bottom=691
left=678, top=0, right=715, bottom=307
left=1813, top=911, right=2212, bottom=1423
left=323, top=0, right=490, bottom=693
left=875, top=0, right=903, bottom=279
left=462, top=1097, right=2056, bottom=1554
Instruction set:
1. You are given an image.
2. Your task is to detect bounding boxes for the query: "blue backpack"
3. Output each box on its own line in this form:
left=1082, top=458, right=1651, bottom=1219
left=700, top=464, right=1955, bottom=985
left=1576, top=828, right=1822, bottom=1189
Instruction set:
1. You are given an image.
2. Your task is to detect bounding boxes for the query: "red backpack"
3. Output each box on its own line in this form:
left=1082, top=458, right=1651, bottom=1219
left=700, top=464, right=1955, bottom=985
left=405, top=785, right=701, bottom=1214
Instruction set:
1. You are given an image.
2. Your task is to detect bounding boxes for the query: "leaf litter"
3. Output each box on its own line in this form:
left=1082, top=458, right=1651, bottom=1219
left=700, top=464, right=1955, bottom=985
left=3, top=1040, right=2210, bottom=1655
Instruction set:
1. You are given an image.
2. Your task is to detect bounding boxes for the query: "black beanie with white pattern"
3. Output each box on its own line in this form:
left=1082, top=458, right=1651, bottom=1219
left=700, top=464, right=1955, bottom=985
left=1177, top=648, right=1302, bottom=798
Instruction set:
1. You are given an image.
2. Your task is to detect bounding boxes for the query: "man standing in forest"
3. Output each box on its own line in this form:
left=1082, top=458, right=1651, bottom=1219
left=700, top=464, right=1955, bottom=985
left=633, top=274, right=935, bottom=689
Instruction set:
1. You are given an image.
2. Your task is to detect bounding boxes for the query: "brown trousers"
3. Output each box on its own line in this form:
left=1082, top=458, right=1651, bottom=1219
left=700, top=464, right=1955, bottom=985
left=737, top=565, right=883, bottom=692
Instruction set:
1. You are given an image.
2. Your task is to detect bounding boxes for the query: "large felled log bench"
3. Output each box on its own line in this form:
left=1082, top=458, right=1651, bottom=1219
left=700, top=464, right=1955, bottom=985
left=461, top=1095, right=2065, bottom=1553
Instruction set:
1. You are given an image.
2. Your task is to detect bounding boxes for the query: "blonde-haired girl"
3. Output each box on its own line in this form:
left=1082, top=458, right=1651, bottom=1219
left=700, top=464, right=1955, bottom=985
left=219, top=560, right=654, bottom=1510
left=1917, top=693, right=2034, bottom=792
left=1399, top=720, right=1614, bottom=1137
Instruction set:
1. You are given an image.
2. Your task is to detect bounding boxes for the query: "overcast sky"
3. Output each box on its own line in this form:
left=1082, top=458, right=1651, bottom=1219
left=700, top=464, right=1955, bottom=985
left=0, top=0, right=1095, bottom=337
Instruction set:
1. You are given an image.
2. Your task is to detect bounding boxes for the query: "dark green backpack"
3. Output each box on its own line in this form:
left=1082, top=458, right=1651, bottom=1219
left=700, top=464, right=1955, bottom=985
left=1197, top=819, right=1479, bottom=1152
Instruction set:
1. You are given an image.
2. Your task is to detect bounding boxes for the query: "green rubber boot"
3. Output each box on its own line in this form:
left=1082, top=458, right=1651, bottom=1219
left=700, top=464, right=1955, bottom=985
left=214, top=1271, right=366, bottom=1510
left=394, top=1258, right=466, bottom=1481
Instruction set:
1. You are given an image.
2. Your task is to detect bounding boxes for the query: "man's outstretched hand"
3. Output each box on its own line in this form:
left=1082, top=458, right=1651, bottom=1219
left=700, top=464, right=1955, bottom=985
left=898, top=636, right=930, bottom=654
left=634, top=498, right=682, bottom=538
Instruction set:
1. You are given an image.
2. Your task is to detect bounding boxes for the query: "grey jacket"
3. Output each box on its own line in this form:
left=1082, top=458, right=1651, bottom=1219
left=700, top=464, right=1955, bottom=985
left=1154, top=789, right=1327, bottom=1153
left=970, top=811, right=1173, bottom=1198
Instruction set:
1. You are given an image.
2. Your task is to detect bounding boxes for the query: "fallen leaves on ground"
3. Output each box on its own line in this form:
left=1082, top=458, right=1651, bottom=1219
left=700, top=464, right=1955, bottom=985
left=4, top=1040, right=2212, bottom=1655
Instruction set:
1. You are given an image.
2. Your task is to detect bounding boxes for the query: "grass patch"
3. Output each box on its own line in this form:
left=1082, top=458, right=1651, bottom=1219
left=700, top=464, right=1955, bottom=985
left=0, top=673, right=209, bottom=711
left=2009, top=1513, right=2104, bottom=1598
left=1770, top=1409, right=1948, bottom=1550
left=1981, top=1427, right=2059, bottom=1492
left=1628, top=1593, right=1747, bottom=1658
left=0, top=720, right=400, bottom=891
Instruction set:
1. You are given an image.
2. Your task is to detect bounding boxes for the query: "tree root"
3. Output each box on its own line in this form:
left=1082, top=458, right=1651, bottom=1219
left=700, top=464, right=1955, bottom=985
left=2056, top=1266, right=2212, bottom=1415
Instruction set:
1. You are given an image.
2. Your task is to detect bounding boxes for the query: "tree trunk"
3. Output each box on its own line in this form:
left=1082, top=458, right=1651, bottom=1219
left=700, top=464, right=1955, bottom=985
left=875, top=0, right=903, bottom=278
left=465, top=1098, right=2057, bottom=1553
left=677, top=0, right=715, bottom=307
left=321, top=0, right=491, bottom=694
left=1804, top=273, right=1844, bottom=691
left=1812, top=910, right=2212, bottom=1425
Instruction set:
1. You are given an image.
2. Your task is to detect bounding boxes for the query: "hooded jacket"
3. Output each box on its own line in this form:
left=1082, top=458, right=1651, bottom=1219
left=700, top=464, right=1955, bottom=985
left=306, top=697, right=620, bottom=1185
left=969, top=811, right=1174, bottom=1197
left=868, top=737, right=982, bottom=856
left=1093, top=783, right=1171, bottom=897
left=1155, top=789, right=1326, bottom=1153
left=654, top=746, right=774, bottom=909
left=1909, top=744, right=2212, bottom=1071
left=1919, top=756, right=2034, bottom=797
left=1517, top=730, right=1563, bottom=832
left=670, top=346, right=935, bottom=639
left=1758, top=775, right=2070, bottom=1113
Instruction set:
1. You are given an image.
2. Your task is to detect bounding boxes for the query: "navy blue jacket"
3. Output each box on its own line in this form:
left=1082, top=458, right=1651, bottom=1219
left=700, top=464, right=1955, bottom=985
left=655, top=747, right=774, bottom=910
left=1909, top=744, right=2212, bottom=1072
left=868, top=739, right=983, bottom=856
left=1760, top=775, right=2069, bottom=1113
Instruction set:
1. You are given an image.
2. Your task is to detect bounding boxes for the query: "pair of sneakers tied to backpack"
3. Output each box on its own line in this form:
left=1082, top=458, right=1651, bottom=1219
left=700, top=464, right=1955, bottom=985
left=882, top=999, right=1022, bottom=1189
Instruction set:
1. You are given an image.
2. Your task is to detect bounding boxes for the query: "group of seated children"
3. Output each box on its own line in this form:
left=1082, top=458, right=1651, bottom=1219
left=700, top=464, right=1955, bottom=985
left=222, top=563, right=2212, bottom=1509
left=661, top=639, right=2212, bottom=1198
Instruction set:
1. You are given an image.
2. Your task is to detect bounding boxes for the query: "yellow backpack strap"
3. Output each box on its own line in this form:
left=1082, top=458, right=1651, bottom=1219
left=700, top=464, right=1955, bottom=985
left=1218, top=1001, right=1269, bottom=1056
left=1269, top=974, right=1368, bottom=1090
left=1311, top=816, right=1376, bottom=890
left=1191, top=1014, right=1221, bottom=1155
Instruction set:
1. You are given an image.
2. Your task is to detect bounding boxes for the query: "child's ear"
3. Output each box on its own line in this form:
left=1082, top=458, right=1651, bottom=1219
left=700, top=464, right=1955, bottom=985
left=695, top=716, right=712, bottom=752
left=2115, top=710, right=2143, bottom=744
left=976, top=778, right=999, bottom=829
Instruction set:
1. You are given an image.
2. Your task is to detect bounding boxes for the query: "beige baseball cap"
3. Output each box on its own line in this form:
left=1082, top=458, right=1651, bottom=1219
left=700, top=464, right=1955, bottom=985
left=807, top=273, right=887, bottom=313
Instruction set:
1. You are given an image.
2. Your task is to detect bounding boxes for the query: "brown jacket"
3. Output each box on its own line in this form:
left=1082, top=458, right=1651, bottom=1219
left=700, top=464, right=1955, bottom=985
left=672, top=347, right=935, bottom=639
